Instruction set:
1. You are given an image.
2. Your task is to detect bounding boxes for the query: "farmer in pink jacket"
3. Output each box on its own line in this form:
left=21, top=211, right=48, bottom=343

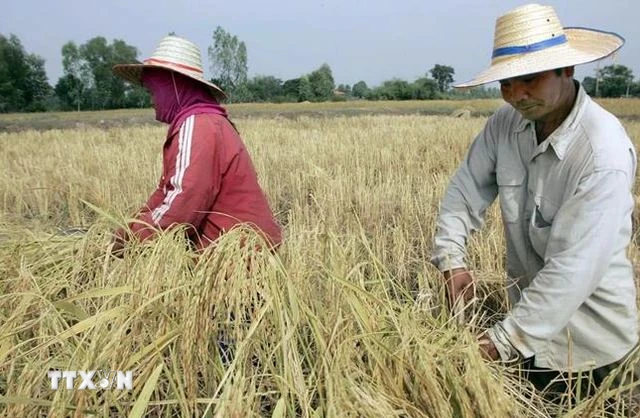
left=110, top=35, right=281, bottom=253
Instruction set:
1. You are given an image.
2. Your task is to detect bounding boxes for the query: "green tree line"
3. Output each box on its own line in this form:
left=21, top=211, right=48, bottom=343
left=1, top=30, right=639, bottom=113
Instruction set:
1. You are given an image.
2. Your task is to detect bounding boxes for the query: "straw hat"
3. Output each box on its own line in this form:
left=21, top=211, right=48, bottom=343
left=455, top=3, right=624, bottom=88
left=112, top=35, right=226, bottom=100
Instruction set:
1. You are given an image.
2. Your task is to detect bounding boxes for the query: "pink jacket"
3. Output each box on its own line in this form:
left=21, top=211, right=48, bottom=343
left=130, top=113, right=282, bottom=250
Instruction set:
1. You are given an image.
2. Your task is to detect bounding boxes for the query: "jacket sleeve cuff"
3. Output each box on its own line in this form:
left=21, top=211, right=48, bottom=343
left=430, top=253, right=466, bottom=272
left=486, top=324, right=521, bottom=362
left=129, top=219, right=158, bottom=242
left=499, top=317, right=539, bottom=359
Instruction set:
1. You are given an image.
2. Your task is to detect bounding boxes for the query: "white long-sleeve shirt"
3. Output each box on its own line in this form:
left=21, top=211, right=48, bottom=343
left=431, top=84, right=639, bottom=370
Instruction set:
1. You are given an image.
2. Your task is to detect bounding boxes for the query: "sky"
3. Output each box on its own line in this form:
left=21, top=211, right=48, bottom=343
left=3, top=0, right=639, bottom=88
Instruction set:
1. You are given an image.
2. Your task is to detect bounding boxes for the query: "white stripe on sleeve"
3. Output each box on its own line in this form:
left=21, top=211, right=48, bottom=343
left=152, top=115, right=195, bottom=224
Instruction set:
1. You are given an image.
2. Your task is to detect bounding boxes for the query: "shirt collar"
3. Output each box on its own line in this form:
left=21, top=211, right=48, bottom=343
left=514, top=82, right=588, bottom=160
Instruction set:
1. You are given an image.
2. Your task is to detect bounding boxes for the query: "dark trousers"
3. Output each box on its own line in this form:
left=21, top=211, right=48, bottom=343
left=521, top=347, right=640, bottom=416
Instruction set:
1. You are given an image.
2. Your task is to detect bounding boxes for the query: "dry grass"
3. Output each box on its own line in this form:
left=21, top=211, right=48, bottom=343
left=0, top=97, right=638, bottom=131
left=1, top=106, right=640, bottom=417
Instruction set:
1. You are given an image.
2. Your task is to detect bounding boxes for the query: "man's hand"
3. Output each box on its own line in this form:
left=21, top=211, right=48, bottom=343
left=443, top=268, right=475, bottom=309
left=110, top=228, right=127, bottom=258
left=478, top=332, right=499, bottom=361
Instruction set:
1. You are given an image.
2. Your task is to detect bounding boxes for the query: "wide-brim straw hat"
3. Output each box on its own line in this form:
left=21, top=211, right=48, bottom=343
left=455, top=3, right=625, bottom=88
left=112, top=35, right=226, bottom=101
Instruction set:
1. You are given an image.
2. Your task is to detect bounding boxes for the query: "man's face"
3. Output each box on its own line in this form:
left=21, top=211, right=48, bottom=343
left=499, top=68, right=574, bottom=122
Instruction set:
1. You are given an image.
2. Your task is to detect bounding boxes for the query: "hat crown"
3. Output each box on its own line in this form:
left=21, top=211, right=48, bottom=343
left=492, top=4, right=566, bottom=63
left=145, top=35, right=204, bottom=75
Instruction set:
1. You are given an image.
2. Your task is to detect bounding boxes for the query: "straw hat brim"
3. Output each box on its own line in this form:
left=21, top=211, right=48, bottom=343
left=455, top=27, right=625, bottom=88
left=112, top=63, right=227, bottom=101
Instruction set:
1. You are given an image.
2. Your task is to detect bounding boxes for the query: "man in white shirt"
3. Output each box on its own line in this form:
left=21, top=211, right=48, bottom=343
left=431, top=3, right=639, bottom=408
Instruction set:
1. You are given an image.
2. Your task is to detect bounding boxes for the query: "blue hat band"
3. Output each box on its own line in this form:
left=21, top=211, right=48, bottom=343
left=492, top=34, right=568, bottom=59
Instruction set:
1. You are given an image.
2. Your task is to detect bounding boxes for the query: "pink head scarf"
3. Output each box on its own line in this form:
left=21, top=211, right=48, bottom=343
left=141, top=68, right=228, bottom=135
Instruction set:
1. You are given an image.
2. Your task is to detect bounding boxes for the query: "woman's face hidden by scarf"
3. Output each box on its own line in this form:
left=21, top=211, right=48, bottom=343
left=141, top=68, right=218, bottom=124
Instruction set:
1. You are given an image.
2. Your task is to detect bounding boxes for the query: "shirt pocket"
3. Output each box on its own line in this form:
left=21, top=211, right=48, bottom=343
left=529, top=195, right=559, bottom=257
left=496, top=165, right=526, bottom=223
